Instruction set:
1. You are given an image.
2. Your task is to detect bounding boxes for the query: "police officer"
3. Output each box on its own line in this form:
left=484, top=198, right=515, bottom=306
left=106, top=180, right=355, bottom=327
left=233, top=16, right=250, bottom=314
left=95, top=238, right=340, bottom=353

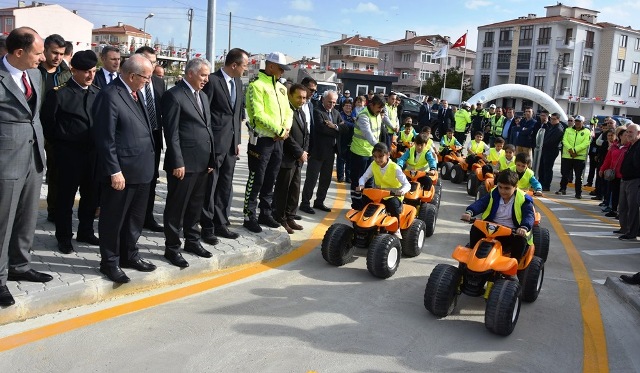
left=454, top=101, right=472, bottom=146
left=41, top=50, right=100, bottom=254
left=242, top=52, right=293, bottom=233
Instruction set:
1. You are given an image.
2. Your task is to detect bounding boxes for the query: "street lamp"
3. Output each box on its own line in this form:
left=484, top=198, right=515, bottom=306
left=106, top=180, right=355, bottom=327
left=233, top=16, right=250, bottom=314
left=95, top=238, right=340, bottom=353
left=380, top=53, right=388, bottom=75
left=143, top=13, right=154, bottom=44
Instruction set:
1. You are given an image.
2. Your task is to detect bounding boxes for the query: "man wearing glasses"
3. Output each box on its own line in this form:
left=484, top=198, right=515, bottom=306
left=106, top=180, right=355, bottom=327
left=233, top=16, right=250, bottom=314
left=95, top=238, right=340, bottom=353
left=92, top=54, right=157, bottom=283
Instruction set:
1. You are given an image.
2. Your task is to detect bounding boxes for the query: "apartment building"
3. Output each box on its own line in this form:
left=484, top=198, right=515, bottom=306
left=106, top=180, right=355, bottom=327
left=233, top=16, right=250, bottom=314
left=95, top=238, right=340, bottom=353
left=319, top=34, right=382, bottom=71
left=474, top=3, right=640, bottom=119
left=92, top=22, right=151, bottom=55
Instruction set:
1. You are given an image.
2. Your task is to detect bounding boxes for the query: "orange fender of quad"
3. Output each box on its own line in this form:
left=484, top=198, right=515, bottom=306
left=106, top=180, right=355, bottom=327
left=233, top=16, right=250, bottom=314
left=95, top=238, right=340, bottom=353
left=534, top=210, right=541, bottom=226
left=398, top=204, right=417, bottom=230
left=404, top=182, right=423, bottom=201
left=517, top=244, right=535, bottom=270
left=452, top=244, right=519, bottom=276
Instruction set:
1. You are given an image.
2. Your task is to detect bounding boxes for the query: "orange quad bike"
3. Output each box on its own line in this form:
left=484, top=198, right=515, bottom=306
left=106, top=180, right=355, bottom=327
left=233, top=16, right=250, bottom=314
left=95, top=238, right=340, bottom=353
left=438, top=145, right=463, bottom=181
left=475, top=179, right=551, bottom=262
left=402, top=169, right=440, bottom=237
left=467, top=163, right=495, bottom=197
left=390, top=135, right=411, bottom=160
left=321, top=188, right=427, bottom=279
left=423, top=218, right=545, bottom=336
left=448, top=152, right=486, bottom=185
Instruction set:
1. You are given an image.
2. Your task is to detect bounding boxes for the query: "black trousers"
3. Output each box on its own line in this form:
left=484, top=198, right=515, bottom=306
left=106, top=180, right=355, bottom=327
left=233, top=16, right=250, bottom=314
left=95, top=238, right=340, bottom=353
left=273, top=164, right=302, bottom=222
left=349, top=151, right=372, bottom=209
left=538, top=149, right=559, bottom=190
left=145, top=129, right=163, bottom=223
left=301, top=153, right=335, bottom=207
left=470, top=225, right=528, bottom=262
left=54, top=145, right=97, bottom=241
left=454, top=131, right=466, bottom=147
left=99, top=182, right=149, bottom=267
left=560, top=158, right=586, bottom=194
left=45, top=139, right=57, bottom=216
left=201, top=150, right=237, bottom=234
left=164, top=170, right=208, bottom=251
left=243, top=137, right=282, bottom=220
left=587, top=153, right=599, bottom=184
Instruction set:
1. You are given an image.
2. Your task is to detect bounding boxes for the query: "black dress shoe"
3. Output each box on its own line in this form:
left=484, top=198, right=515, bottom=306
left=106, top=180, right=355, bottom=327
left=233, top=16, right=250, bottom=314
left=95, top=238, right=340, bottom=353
left=47, top=214, right=55, bottom=223
left=143, top=219, right=164, bottom=232
left=620, top=272, right=640, bottom=285
left=291, top=214, right=302, bottom=220
left=184, top=243, right=213, bottom=258
left=164, top=251, right=189, bottom=268
left=8, top=269, right=53, bottom=283
left=57, top=239, right=74, bottom=254
left=258, top=214, right=280, bottom=228
left=99, top=266, right=130, bottom=283
left=299, top=205, right=315, bottom=214
left=0, top=285, right=15, bottom=307
left=313, top=203, right=332, bottom=212
left=76, top=234, right=100, bottom=246
left=613, top=230, right=623, bottom=234
left=201, top=234, right=220, bottom=246
left=243, top=219, right=262, bottom=233
left=214, top=226, right=239, bottom=239
left=120, top=258, right=156, bottom=272
left=619, top=234, right=636, bottom=241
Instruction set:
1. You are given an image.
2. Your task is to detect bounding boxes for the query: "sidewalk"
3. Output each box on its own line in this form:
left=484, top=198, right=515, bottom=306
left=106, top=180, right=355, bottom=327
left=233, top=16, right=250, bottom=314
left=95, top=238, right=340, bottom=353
left=0, top=151, right=293, bottom=326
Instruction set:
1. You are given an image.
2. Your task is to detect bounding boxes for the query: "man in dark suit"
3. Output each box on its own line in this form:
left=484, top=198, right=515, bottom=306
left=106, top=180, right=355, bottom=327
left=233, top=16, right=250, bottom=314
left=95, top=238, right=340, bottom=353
left=300, top=90, right=346, bottom=214
left=162, top=58, right=215, bottom=268
left=135, top=46, right=166, bottom=233
left=93, top=46, right=120, bottom=89
left=200, top=48, right=248, bottom=241
left=41, top=50, right=100, bottom=254
left=274, top=84, right=309, bottom=233
left=92, top=54, right=157, bottom=283
left=437, top=99, right=454, bottom=137
left=418, top=96, right=434, bottom=131
left=0, top=27, right=53, bottom=307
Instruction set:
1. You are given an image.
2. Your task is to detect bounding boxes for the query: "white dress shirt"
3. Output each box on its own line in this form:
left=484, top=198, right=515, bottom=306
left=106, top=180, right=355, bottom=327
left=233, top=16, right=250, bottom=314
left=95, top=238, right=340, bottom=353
left=2, top=56, right=29, bottom=94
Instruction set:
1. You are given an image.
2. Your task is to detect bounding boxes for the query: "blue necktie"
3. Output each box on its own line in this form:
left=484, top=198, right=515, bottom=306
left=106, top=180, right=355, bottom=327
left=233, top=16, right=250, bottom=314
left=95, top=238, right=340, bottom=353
left=229, top=79, right=236, bottom=109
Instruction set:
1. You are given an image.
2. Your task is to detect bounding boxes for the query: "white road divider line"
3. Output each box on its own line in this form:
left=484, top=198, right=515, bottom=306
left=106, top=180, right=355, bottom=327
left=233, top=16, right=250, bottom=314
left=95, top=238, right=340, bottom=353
left=583, top=248, right=640, bottom=256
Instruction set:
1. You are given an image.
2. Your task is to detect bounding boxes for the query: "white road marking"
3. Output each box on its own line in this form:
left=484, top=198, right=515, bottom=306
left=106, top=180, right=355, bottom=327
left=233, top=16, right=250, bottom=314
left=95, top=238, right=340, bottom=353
left=558, top=217, right=600, bottom=222
left=568, top=231, right=617, bottom=238
left=549, top=207, right=574, bottom=211
left=583, top=248, right=640, bottom=256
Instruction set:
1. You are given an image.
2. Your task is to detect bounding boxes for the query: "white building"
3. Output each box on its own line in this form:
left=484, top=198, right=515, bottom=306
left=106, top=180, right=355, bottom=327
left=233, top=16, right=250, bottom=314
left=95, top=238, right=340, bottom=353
left=0, top=2, right=93, bottom=51
left=474, top=3, right=640, bottom=120
left=92, top=22, right=151, bottom=56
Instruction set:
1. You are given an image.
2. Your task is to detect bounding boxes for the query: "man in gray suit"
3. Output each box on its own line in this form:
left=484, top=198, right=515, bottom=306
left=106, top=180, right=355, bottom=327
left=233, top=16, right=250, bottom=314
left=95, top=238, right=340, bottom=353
left=0, top=27, right=53, bottom=307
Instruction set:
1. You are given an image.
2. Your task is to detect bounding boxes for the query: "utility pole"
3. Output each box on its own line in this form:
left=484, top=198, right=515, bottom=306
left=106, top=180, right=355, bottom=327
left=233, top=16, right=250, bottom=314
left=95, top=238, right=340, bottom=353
left=228, top=12, right=232, bottom=53
left=206, top=0, right=216, bottom=62
left=186, top=8, right=193, bottom=60
left=552, top=55, right=562, bottom=99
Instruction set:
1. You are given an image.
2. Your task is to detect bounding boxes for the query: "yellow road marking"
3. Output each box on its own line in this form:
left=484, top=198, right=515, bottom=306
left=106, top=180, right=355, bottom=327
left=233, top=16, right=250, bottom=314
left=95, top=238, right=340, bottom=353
left=534, top=199, right=609, bottom=373
left=0, top=184, right=347, bottom=352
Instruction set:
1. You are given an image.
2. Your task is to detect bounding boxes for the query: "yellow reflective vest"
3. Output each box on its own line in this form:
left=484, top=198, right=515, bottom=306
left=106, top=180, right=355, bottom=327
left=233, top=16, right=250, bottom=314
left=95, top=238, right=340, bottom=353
left=245, top=70, right=292, bottom=137
left=482, top=188, right=533, bottom=244
left=371, top=161, right=403, bottom=200
left=351, top=107, right=381, bottom=157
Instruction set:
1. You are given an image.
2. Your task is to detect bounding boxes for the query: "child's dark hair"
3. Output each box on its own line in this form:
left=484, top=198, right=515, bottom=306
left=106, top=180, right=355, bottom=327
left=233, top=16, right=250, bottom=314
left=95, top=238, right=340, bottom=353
left=446, top=127, right=453, bottom=133
left=474, top=131, right=483, bottom=137
left=414, top=133, right=429, bottom=145
left=421, top=126, right=431, bottom=133
left=494, top=137, right=505, bottom=144
left=515, top=152, right=531, bottom=165
left=496, top=169, right=519, bottom=187
left=404, top=121, right=413, bottom=128
left=504, top=144, right=515, bottom=152
left=372, top=142, right=389, bottom=155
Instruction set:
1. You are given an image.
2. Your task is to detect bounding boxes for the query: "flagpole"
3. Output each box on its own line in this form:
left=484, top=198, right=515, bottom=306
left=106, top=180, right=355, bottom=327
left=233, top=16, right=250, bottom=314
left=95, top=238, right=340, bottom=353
left=460, top=30, right=468, bottom=103
left=443, top=43, right=449, bottom=93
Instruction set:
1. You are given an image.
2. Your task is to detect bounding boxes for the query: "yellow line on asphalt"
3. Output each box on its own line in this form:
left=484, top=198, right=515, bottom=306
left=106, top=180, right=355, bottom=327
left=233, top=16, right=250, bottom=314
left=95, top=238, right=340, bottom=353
left=0, top=184, right=347, bottom=352
left=534, top=199, right=609, bottom=373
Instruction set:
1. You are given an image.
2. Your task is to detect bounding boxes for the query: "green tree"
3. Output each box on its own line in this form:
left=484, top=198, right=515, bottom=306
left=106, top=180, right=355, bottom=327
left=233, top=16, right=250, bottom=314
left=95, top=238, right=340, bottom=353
left=421, top=67, right=473, bottom=102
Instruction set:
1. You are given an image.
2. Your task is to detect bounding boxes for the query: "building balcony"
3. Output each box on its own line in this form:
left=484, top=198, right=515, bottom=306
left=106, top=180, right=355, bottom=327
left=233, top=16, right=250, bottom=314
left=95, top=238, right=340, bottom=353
left=558, top=66, right=573, bottom=75
left=483, top=40, right=494, bottom=48
left=395, top=77, right=420, bottom=87
left=391, top=60, right=420, bottom=70
left=556, top=38, right=575, bottom=50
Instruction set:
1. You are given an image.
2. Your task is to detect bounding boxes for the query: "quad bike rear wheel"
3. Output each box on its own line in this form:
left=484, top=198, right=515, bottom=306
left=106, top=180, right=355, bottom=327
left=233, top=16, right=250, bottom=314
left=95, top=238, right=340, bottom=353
left=450, top=164, right=465, bottom=184
left=467, top=174, right=478, bottom=196
left=321, top=224, right=355, bottom=266
left=476, top=181, right=489, bottom=201
left=532, top=226, right=550, bottom=262
left=485, top=279, right=521, bottom=336
left=418, top=203, right=437, bottom=237
left=519, top=256, right=544, bottom=302
left=424, top=264, right=462, bottom=317
left=401, top=219, right=426, bottom=257
left=367, top=234, right=401, bottom=279
left=440, top=162, right=453, bottom=180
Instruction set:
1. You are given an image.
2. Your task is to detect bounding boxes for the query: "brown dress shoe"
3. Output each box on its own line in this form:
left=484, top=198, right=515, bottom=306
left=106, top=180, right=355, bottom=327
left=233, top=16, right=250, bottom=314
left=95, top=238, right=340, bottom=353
left=287, top=220, right=303, bottom=230
left=281, top=221, right=294, bottom=234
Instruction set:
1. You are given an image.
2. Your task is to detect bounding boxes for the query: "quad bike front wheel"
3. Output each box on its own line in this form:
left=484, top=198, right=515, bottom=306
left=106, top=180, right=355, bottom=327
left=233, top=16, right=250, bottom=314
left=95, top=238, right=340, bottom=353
left=519, top=256, right=544, bottom=302
left=467, top=174, right=478, bottom=196
left=440, top=162, right=453, bottom=180
left=401, top=219, right=426, bottom=257
left=417, top=203, right=437, bottom=237
left=321, top=223, right=355, bottom=266
left=367, top=234, right=401, bottom=279
left=476, top=181, right=489, bottom=201
left=485, top=279, right=521, bottom=336
left=450, top=164, right=465, bottom=184
left=424, top=264, right=462, bottom=317
left=532, top=226, right=550, bottom=262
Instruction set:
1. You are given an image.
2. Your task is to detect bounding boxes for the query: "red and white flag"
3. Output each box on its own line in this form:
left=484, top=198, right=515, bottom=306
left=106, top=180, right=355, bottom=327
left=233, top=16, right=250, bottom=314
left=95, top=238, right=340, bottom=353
left=452, top=33, right=467, bottom=49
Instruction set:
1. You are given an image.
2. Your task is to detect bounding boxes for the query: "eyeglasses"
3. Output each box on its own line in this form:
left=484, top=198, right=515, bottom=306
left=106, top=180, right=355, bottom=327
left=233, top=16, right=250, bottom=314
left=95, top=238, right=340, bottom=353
left=134, top=73, right=151, bottom=81
left=568, top=120, right=575, bottom=122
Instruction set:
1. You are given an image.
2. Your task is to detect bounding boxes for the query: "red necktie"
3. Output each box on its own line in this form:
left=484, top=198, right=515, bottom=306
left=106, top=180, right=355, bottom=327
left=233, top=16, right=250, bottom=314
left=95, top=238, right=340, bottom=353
left=131, top=91, right=138, bottom=102
left=21, top=72, right=32, bottom=100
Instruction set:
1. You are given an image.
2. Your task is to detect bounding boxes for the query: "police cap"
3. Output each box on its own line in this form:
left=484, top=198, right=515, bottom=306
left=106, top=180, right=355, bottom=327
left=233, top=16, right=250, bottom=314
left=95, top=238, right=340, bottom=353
left=71, top=50, right=98, bottom=71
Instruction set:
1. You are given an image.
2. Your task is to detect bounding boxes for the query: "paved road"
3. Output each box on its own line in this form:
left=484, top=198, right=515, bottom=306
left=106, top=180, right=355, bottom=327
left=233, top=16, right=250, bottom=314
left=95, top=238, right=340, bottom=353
left=1, top=172, right=639, bottom=372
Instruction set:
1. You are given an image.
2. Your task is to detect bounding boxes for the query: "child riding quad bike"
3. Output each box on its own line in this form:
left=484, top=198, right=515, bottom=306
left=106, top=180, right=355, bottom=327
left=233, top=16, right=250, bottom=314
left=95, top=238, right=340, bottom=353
left=424, top=172, right=545, bottom=336
left=402, top=169, right=439, bottom=237
left=321, top=188, right=427, bottom=279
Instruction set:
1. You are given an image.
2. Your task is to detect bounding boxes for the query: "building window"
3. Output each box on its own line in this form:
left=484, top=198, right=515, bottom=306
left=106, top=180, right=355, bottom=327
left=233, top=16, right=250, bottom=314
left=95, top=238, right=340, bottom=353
left=579, top=79, right=589, bottom=97
left=481, top=53, right=492, bottom=69
left=562, top=53, right=571, bottom=67
left=497, top=51, right=510, bottom=69
left=420, top=71, right=431, bottom=81
left=636, top=38, right=640, bottom=50
left=401, top=53, right=411, bottom=62
left=633, top=61, right=640, bottom=74
left=559, top=77, right=568, bottom=95
left=519, top=26, right=533, bottom=46
left=620, top=35, right=628, bottom=48
left=616, top=59, right=625, bottom=72
left=401, top=71, right=409, bottom=79
left=499, top=28, right=513, bottom=47
left=535, top=51, right=547, bottom=69
left=517, top=50, right=531, bottom=70
left=630, top=85, right=637, bottom=97
left=583, top=55, right=592, bottom=74
left=533, top=76, right=544, bottom=91
left=586, top=31, right=595, bottom=49
left=366, top=64, right=374, bottom=70
left=341, top=62, right=347, bottom=69
left=352, top=63, right=360, bottom=70
left=480, top=75, right=490, bottom=90
left=334, top=47, right=342, bottom=55
left=456, top=59, right=462, bottom=68
left=420, top=52, right=434, bottom=63
left=483, top=32, right=494, bottom=48
left=515, top=74, right=528, bottom=85
left=538, top=27, right=551, bottom=45
left=614, top=83, right=622, bottom=96
left=348, top=46, right=378, bottom=58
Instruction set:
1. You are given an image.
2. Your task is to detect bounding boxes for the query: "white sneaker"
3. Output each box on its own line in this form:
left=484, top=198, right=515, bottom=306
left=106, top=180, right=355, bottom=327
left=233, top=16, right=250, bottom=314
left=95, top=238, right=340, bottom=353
left=393, top=230, right=402, bottom=239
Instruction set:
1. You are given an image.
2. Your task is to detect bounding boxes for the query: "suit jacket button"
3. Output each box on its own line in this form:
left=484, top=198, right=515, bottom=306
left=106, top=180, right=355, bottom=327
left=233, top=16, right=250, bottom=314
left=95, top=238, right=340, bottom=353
left=28, top=140, right=34, bottom=144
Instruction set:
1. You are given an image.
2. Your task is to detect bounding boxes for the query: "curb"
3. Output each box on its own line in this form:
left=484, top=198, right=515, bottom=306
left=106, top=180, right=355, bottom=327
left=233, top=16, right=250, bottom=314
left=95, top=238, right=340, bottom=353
left=0, top=233, right=291, bottom=326
left=604, top=276, right=640, bottom=314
